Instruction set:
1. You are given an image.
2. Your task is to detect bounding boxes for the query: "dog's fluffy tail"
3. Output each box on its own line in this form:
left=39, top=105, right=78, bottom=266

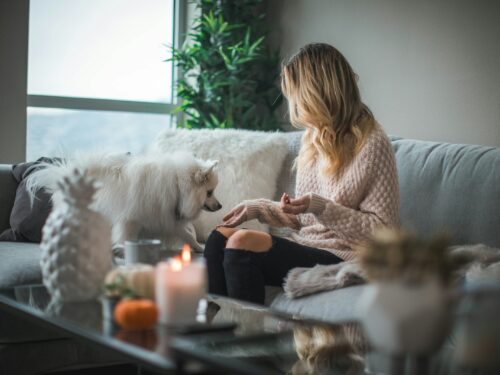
left=25, top=153, right=129, bottom=206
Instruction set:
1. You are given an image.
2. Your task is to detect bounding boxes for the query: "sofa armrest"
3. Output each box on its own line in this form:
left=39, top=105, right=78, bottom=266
left=0, top=164, right=16, bottom=233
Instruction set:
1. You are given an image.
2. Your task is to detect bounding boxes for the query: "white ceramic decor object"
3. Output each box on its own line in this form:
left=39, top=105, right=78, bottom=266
left=357, top=278, right=450, bottom=355
left=40, top=169, right=112, bottom=302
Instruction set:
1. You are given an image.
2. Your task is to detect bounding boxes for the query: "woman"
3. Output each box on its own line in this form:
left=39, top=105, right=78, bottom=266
left=204, top=43, right=399, bottom=304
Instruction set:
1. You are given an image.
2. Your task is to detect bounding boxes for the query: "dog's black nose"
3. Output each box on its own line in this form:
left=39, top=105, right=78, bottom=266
left=216, top=203, right=222, bottom=210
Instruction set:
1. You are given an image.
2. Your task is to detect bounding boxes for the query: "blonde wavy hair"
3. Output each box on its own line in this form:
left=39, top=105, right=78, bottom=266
left=281, top=43, right=376, bottom=176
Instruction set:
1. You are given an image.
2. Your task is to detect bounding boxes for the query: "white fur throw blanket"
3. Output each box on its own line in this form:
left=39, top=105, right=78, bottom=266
left=152, top=129, right=288, bottom=242
left=284, top=244, right=500, bottom=299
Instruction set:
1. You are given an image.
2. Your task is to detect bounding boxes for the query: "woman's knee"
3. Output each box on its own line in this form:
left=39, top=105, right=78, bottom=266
left=215, top=226, right=239, bottom=239
left=226, top=230, right=272, bottom=253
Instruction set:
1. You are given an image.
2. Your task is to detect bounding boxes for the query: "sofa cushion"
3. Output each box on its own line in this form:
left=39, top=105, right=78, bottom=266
left=269, top=285, right=366, bottom=323
left=0, top=242, right=42, bottom=288
left=393, top=139, right=500, bottom=247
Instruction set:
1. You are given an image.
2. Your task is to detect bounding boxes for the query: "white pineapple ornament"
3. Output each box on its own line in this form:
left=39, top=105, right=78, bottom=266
left=40, top=169, right=112, bottom=302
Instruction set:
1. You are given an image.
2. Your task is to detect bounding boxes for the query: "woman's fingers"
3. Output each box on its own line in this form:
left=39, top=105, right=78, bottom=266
left=280, top=194, right=309, bottom=214
left=222, top=211, right=234, bottom=221
left=289, top=196, right=308, bottom=206
left=220, top=215, right=236, bottom=226
left=283, top=192, right=291, bottom=203
left=224, top=216, right=242, bottom=228
left=223, top=206, right=241, bottom=221
left=221, top=207, right=246, bottom=227
left=280, top=194, right=288, bottom=208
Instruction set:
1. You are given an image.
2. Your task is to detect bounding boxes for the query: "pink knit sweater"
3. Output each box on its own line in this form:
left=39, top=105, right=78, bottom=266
left=245, top=126, right=400, bottom=261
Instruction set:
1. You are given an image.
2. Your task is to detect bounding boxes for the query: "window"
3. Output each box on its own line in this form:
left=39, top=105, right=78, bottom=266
left=27, top=0, right=178, bottom=161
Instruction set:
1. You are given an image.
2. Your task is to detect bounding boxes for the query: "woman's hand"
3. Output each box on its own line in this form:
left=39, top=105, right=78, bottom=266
left=219, top=203, right=248, bottom=228
left=280, top=193, right=310, bottom=214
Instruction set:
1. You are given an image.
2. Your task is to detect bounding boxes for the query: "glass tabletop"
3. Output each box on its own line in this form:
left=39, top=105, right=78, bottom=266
left=1, top=284, right=498, bottom=375
left=0, top=285, right=176, bottom=371
left=0, top=284, right=367, bottom=374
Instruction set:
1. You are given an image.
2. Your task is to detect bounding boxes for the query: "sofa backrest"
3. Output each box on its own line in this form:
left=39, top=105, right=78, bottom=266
left=392, top=137, right=500, bottom=247
left=276, top=132, right=500, bottom=248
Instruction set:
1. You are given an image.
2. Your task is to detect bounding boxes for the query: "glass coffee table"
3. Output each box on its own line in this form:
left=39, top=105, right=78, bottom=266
left=0, top=284, right=495, bottom=375
left=0, top=284, right=369, bottom=374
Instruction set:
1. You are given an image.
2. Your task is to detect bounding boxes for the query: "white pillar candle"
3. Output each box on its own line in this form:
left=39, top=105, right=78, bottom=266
left=155, top=250, right=206, bottom=325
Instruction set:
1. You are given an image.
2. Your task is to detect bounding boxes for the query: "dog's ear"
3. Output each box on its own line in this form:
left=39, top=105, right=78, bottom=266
left=193, top=167, right=206, bottom=185
left=193, top=160, right=218, bottom=185
left=207, top=160, right=218, bottom=173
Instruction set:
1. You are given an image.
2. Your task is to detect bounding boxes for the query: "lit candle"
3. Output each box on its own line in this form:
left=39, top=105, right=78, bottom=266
left=181, top=243, right=191, bottom=264
left=155, top=244, right=206, bottom=325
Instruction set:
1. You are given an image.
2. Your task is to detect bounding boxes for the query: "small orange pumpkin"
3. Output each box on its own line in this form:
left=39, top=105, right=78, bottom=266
left=114, top=299, right=158, bottom=330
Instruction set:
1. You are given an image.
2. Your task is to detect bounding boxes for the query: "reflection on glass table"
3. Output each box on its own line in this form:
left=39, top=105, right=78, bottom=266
left=172, top=319, right=366, bottom=375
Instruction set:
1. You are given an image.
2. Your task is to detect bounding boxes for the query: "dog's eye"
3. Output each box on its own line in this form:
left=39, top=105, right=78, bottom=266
left=207, top=190, right=213, bottom=197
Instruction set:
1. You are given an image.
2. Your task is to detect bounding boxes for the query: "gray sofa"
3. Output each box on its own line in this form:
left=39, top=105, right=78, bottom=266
left=267, top=132, right=500, bottom=320
left=0, top=132, right=499, bottom=372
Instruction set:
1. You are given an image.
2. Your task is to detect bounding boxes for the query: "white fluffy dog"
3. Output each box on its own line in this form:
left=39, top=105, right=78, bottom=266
left=26, top=152, right=221, bottom=252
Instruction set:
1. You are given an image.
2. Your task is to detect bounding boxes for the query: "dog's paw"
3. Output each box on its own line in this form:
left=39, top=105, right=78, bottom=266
left=191, top=241, right=205, bottom=253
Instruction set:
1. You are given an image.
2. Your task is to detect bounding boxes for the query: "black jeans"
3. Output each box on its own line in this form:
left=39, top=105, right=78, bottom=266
left=204, top=230, right=342, bottom=304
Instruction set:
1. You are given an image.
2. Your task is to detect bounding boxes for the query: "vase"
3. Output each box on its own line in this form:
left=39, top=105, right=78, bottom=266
left=357, top=277, right=451, bottom=355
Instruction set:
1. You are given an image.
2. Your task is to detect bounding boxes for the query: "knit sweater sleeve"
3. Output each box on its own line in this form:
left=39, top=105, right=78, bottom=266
left=244, top=199, right=301, bottom=230
left=306, top=132, right=400, bottom=241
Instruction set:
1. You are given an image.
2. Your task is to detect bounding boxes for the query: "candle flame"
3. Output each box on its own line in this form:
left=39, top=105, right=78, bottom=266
left=171, top=257, right=182, bottom=272
left=181, top=243, right=192, bottom=263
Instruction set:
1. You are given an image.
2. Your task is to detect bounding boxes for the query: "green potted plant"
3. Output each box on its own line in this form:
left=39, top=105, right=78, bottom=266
left=170, top=0, right=283, bottom=130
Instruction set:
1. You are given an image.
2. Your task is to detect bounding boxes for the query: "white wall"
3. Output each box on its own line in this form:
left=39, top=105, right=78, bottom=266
left=0, top=0, right=29, bottom=163
left=268, top=0, right=500, bottom=146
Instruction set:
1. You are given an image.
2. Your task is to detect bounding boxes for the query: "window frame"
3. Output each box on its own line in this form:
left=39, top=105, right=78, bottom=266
left=26, top=0, right=185, bottom=116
